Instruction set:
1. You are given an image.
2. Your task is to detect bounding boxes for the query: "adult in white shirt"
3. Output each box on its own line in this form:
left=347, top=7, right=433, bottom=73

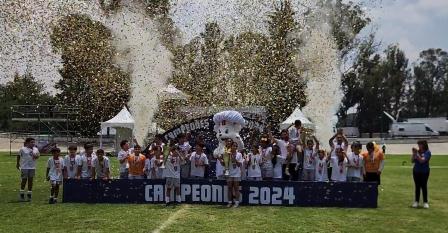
left=16, top=137, right=40, bottom=201
left=190, top=143, right=209, bottom=178
left=330, top=148, right=348, bottom=182
left=63, top=145, right=80, bottom=179
left=219, top=141, right=243, bottom=208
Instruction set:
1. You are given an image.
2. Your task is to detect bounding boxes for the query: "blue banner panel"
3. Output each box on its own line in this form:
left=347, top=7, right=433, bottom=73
left=63, top=179, right=377, bottom=208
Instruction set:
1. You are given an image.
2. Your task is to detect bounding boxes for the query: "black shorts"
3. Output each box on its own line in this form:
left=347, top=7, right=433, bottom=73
left=365, top=172, right=381, bottom=185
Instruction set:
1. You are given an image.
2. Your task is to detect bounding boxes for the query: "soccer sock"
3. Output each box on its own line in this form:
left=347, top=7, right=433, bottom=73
left=234, top=200, right=239, bottom=204
left=176, top=195, right=181, bottom=202
left=165, top=196, right=170, bottom=203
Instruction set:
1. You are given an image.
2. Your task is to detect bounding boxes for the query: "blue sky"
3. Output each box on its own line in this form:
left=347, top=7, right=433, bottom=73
left=170, top=0, right=448, bottom=62
left=367, top=0, right=448, bottom=61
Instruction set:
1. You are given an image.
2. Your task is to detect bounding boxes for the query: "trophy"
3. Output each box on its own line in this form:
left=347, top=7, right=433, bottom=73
left=222, top=147, right=231, bottom=176
left=160, top=143, right=170, bottom=169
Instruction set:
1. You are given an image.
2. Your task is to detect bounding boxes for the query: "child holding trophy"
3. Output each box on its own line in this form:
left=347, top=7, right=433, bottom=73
left=163, top=143, right=185, bottom=206
left=220, top=141, right=243, bottom=208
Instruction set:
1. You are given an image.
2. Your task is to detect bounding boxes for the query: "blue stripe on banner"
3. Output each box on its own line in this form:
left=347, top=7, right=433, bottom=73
left=63, top=179, right=378, bottom=208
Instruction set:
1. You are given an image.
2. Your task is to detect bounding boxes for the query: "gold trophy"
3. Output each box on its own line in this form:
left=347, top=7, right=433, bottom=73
left=222, top=147, right=231, bottom=176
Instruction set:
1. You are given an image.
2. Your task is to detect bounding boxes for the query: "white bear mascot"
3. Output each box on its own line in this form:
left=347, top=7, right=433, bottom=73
left=213, top=111, right=246, bottom=177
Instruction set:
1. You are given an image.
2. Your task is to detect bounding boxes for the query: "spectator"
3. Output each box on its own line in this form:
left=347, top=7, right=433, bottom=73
left=411, top=140, right=431, bottom=209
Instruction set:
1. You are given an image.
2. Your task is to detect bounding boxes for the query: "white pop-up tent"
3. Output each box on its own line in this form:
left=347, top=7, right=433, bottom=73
left=100, top=107, right=135, bottom=152
left=280, top=107, right=315, bottom=130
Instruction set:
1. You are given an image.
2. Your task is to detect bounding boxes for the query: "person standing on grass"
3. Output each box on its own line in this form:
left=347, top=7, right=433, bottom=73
left=117, top=140, right=131, bottom=179
left=92, top=149, right=110, bottom=180
left=77, top=143, right=96, bottom=179
left=411, top=140, right=431, bottom=209
left=164, top=144, right=185, bottom=206
left=346, top=141, right=364, bottom=182
left=361, top=142, right=385, bottom=185
left=46, top=148, right=64, bottom=204
left=220, top=141, right=243, bottom=208
left=63, top=145, right=80, bottom=179
left=16, top=137, right=40, bottom=202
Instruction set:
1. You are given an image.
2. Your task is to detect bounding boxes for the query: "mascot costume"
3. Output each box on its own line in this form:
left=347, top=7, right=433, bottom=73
left=212, top=111, right=246, bottom=177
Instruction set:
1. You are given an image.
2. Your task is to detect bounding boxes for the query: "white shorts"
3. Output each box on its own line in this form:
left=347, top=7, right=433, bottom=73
left=166, top=177, right=180, bottom=188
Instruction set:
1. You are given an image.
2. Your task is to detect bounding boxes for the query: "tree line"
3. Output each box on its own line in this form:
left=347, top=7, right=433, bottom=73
left=0, top=0, right=447, bottom=136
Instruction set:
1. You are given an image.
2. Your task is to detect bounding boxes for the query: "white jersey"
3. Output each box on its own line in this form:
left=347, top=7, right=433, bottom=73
left=347, top=152, right=364, bottom=179
left=117, top=149, right=131, bottom=173
left=215, top=156, right=224, bottom=178
left=190, top=152, right=209, bottom=177
left=275, top=139, right=289, bottom=164
left=64, top=154, right=80, bottom=178
left=19, top=146, right=40, bottom=170
left=163, top=155, right=182, bottom=179
left=47, top=157, right=64, bottom=181
left=92, top=156, right=110, bottom=179
left=144, top=158, right=157, bottom=179
left=228, top=152, right=244, bottom=178
left=288, top=127, right=301, bottom=145
left=330, top=157, right=348, bottom=182
left=78, top=153, right=97, bottom=178
left=260, top=147, right=273, bottom=170
left=315, top=157, right=329, bottom=182
left=303, top=148, right=317, bottom=170
left=273, top=154, right=284, bottom=179
left=247, top=153, right=262, bottom=178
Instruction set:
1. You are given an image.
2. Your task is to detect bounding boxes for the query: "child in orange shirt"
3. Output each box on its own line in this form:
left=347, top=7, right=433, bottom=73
left=128, top=145, right=146, bottom=179
left=361, top=142, right=385, bottom=185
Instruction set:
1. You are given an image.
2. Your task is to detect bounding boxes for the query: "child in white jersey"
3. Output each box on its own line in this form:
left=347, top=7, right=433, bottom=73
left=315, top=149, right=329, bottom=182
left=260, top=136, right=273, bottom=180
left=303, top=136, right=319, bottom=181
left=190, top=143, right=209, bottom=178
left=246, top=145, right=262, bottom=181
left=46, top=148, right=64, bottom=204
left=330, top=148, right=348, bottom=182
left=92, top=149, right=110, bottom=180
left=16, top=137, right=40, bottom=201
left=164, top=144, right=185, bottom=206
left=144, top=149, right=157, bottom=179
left=220, top=141, right=243, bottom=208
left=77, top=143, right=96, bottom=179
left=272, top=145, right=284, bottom=180
left=347, top=141, right=364, bottom=182
left=64, top=145, right=80, bottom=179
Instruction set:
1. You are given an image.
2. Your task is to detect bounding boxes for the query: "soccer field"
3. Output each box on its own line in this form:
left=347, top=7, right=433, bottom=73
left=0, top=153, right=447, bottom=233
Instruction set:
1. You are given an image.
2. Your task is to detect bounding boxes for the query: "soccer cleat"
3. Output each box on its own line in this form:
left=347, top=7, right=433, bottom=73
left=49, top=198, right=54, bottom=204
left=233, top=202, right=239, bottom=208
left=423, top=203, right=429, bottom=209
left=226, top=202, right=233, bottom=208
left=26, top=194, right=32, bottom=202
left=411, top=202, right=418, bottom=208
left=165, top=202, right=171, bottom=207
left=19, top=194, right=25, bottom=202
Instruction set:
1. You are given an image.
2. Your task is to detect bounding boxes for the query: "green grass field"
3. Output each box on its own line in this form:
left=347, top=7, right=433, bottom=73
left=0, top=153, right=447, bottom=233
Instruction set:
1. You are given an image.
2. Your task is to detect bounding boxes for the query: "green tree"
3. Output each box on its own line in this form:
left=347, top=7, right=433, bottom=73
left=51, top=14, right=130, bottom=136
left=408, top=49, right=448, bottom=117
left=0, top=72, right=54, bottom=130
left=262, top=0, right=307, bottom=127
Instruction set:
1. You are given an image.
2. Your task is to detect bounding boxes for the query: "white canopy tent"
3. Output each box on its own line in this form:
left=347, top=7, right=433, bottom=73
left=100, top=107, right=135, bottom=152
left=280, top=107, right=315, bottom=130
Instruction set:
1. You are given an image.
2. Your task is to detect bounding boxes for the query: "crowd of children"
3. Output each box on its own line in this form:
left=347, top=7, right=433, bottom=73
left=16, top=120, right=386, bottom=206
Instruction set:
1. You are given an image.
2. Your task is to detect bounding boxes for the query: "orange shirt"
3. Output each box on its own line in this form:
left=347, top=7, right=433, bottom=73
left=128, top=154, right=146, bottom=176
left=361, top=151, right=385, bottom=173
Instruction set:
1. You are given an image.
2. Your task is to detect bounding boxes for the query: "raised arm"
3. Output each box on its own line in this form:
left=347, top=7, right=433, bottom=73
left=329, top=134, right=337, bottom=148
left=313, top=136, right=320, bottom=151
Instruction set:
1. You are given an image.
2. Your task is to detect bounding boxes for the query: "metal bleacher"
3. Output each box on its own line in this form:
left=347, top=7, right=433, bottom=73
left=9, top=105, right=80, bottom=154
